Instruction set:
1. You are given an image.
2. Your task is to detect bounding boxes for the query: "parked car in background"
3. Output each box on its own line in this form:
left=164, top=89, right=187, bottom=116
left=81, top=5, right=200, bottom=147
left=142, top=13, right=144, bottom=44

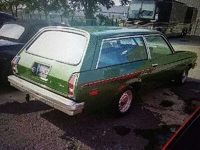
left=0, top=12, right=16, bottom=28
left=0, top=19, right=51, bottom=83
left=8, top=26, right=197, bottom=116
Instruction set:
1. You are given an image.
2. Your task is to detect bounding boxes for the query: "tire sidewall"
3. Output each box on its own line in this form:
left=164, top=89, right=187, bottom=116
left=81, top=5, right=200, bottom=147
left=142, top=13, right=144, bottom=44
left=175, top=69, right=188, bottom=85
left=181, top=69, right=188, bottom=84
left=112, top=87, right=135, bottom=117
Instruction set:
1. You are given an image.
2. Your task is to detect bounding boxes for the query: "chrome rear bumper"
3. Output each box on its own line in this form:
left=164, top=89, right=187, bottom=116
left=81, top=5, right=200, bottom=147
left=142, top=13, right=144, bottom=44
left=8, top=75, right=84, bottom=116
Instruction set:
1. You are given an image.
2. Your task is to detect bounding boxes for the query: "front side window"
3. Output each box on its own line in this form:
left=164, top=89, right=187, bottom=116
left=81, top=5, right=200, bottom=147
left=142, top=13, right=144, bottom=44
left=26, top=31, right=88, bottom=65
left=97, top=37, right=147, bottom=68
left=0, top=24, right=25, bottom=40
left=146, top=36, right=173, bottom=59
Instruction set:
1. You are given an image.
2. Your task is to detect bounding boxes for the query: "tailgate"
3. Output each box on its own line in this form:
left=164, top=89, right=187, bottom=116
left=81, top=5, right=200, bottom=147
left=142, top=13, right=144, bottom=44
left=15, top=27, right=90, bottom=98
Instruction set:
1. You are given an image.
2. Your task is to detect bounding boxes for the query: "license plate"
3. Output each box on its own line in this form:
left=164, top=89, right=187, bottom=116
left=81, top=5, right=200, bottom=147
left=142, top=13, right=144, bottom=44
left=32, top=63, right=50, bottom=78
left=38, top=64, right=50, bottom=78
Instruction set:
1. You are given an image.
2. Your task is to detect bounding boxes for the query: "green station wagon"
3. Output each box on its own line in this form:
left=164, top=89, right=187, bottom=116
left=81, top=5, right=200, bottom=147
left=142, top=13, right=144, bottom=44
left=8, top=26, right=197, bottom=116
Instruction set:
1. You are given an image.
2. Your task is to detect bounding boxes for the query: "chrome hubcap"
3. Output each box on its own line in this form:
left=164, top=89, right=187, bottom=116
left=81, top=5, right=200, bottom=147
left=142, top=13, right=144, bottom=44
left=118, top=90, right=133, bottom=113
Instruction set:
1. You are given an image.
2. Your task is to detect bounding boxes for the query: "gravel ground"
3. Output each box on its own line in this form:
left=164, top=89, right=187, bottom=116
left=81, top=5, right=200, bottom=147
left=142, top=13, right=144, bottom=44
left=0, top=98, right=159, bottom=150
left=1, top=81, right=199, bottom=150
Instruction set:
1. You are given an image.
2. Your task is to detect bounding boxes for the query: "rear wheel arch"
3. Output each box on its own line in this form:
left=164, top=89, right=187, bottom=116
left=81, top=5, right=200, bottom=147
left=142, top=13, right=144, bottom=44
left=130, top=82, right=142, bottom=93
left=122, top=78, right=142, bottom=94
left=187, top=63, right=193, bottom=70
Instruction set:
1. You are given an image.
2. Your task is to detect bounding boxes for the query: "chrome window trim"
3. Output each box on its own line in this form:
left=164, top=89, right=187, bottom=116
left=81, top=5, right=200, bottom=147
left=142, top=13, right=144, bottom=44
left=144, top=34, right=175, bottom=55
left=142, top=35, right=151, bottom=59
left=96, top=39, right=104, bottom=69
left=95, top=35, right=149, bottom=69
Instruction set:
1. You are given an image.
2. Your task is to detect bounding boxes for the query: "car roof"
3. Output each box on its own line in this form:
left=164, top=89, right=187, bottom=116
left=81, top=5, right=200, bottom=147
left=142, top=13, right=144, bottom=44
left=75, top=26, right=161, bottom=38
left=4, top=19, right=49, bottom=27
left=0, top=12, right=16, bottom=20
left=39, top=26, right=161, bottom=39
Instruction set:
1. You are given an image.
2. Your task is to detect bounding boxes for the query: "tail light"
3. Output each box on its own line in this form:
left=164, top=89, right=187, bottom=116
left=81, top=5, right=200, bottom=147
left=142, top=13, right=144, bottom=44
left=68, top=74, right=77, bottom=97
left=11, top=56, right=20, bottom=74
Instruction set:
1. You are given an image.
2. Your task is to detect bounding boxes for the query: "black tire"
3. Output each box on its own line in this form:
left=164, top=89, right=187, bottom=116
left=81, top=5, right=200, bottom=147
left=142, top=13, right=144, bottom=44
left=175, top=69, right=188, bottom=85
left=112, top=87, right=135, bottom=117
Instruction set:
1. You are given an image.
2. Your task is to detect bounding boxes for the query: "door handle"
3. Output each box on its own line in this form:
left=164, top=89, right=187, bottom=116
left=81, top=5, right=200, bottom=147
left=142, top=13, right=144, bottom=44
left=152, top=63, right=158, bottom=67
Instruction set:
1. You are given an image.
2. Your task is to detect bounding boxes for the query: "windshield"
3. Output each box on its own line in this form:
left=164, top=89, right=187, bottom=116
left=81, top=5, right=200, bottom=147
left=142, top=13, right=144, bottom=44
left=128, top=0, right=156, bottom=19
left=0, top=24, right=25, bottom=40
left=26, top=30, right=88, bottom=65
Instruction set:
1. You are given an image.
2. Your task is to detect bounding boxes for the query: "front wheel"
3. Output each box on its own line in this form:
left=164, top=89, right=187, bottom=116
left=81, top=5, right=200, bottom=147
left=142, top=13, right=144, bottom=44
left=112, top=88, right=134, bottom=116
left=175, top=69, right=188, bottom=85
left=181, top=29, right=187, bottom=37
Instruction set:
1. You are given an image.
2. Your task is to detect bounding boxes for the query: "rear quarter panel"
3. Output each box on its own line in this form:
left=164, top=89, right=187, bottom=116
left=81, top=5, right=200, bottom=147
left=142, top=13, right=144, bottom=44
left=76, top=36, right=153, bottom=107
left=176, top=51, right=197, bottom=71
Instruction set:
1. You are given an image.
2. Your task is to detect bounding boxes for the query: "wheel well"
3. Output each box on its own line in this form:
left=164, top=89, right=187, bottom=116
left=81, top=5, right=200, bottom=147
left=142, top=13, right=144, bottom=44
left=130, top=82, right=141, bottom=93
left=188, top=63, right=193, bottom=69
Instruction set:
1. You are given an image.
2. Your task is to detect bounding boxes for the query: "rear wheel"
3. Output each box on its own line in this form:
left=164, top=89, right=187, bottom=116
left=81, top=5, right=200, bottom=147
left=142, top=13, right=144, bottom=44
left=112, top=88, right=134, bottom=116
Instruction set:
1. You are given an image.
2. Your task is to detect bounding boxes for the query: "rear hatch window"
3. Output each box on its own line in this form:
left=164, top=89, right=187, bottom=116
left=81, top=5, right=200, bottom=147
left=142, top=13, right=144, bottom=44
left=26, top=30, right=87, bottom=65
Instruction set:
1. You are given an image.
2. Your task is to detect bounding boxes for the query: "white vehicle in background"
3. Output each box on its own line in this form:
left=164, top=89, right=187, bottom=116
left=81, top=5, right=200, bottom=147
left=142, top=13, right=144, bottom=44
left=126, top=0, right=198, bottom=36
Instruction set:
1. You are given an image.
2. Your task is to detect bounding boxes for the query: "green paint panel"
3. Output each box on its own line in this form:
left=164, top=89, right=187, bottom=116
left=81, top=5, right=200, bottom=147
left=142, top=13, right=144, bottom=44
left=13, top=26, right=197, bottom=107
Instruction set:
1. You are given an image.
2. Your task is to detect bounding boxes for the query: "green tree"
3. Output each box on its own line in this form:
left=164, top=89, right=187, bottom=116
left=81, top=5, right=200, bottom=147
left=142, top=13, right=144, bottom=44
left=58, top=0, right=71, bottom=17
left=70, top=0, right=114, bottom=19
left=96, top=14, right=112, bottom=26
left=0, top=0, right=24, bottom=17
left=120, top=0, right=129, bottom=6
left=24, top=0, right=60, bottom=20
left=69, top=0, right=129, bottom=24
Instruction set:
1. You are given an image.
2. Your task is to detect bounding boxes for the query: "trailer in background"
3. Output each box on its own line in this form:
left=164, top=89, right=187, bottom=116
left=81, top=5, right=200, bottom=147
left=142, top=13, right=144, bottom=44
left=184, top=7, right=198, bottom=35
left=126, top=0, right=198, bottom=36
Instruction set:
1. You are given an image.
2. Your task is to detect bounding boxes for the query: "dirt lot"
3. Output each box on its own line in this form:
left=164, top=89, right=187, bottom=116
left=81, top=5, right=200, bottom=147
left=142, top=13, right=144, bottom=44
left=0, top=36, right=199, bottom=150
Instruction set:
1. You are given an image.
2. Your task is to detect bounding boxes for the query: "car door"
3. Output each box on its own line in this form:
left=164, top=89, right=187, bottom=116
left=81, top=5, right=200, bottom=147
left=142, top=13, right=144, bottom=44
left=144, top=35, right=180, bottom=83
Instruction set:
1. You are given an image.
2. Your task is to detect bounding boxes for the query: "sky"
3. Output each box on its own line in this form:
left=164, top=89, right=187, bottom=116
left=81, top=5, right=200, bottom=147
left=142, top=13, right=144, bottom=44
left=113, top=0, right=121, bottom=6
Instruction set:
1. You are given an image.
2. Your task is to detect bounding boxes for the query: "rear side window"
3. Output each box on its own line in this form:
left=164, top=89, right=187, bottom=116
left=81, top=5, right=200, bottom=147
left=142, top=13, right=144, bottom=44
left=146, top=36, right=173, bottom=59
left=26, top=31, right=88, bottom=65
left=97, top=37, right=147, bottom=68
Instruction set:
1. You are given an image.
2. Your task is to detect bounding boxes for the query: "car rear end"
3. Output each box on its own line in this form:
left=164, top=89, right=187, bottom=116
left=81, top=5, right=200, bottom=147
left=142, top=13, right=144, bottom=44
left=8, top=26, right=90, bottom=116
